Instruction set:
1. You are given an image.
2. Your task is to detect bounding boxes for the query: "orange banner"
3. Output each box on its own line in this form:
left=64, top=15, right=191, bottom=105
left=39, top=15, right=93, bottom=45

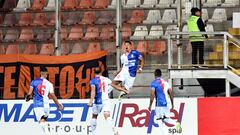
left=0, top=51, right=108, bottom=99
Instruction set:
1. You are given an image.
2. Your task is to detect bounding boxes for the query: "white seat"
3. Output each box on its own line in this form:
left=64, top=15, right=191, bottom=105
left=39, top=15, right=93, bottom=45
left=208, top=8, right=227, bottom=23
left=143, top=10, right=161, bottom=24
left=124, top=0, right=141, bottom=8
left=140, top=0, right=157, bottom=8
left=205, top=24, right=214, bottom=37
left=222, top=0, right=239, bottom=7
left=108, top=0, right=126, bottom=8
left=44, top=0, right=55, bottom=11
left=156, top=0, right=174, bottom=8
left=163, top=25, right=178, bottom=39
left=182, top=9, right=191, bottom=23
left=13, top=0, right=30, bottom=11
left=171, top=0, right=190, bottom=8
left=130, top=26, right=148, bottom=40
left=201, top=8, right=209, bottom=22
left=203, top=0, right=222, bottom=7
left=182, top=24, right=189, bottom=38
left=146, top=25, right=163, bottom=39
left=159, top=9, right=176, bottom=24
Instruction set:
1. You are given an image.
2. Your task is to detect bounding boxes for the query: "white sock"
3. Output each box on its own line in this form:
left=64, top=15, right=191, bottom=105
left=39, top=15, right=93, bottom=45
left=158, top=119, right=168, bottom=135
left=163, top=117, right=177, bottom=126
left=39, top=122, right=48, bottom=135
left=106, top=117, right=117, bottom=133
left=90, top=119, right=97, bottom=135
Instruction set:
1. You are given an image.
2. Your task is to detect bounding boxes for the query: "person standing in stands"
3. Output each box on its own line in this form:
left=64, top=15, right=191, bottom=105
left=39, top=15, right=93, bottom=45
left=187, top=7, right=208, bottom=68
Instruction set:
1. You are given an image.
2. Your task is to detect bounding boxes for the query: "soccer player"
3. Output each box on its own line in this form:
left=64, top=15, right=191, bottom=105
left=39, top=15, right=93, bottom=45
left=87, top=67, right=128, bottom=135
left=25, top=68, right=63, bottom=135
left=112, top=40, right=144, bottom=99
left=148, top=69, right=181, bottom=134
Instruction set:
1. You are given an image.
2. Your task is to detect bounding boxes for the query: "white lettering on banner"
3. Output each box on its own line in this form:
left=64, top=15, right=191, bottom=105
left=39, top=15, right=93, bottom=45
left=0, top=99, right=197, bottom=135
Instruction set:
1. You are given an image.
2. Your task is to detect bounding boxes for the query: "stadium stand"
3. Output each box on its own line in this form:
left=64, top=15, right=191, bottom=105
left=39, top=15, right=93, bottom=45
left=5, top=44, right=19, bottom=54
left=17, top=13, right=33, bottom=26
left=143, top=10, right=161, bottom=24
left=32, top=13, right=49, bottom=26
left=2, top=13, right=17, bottom=26
left=23, top=44, right=38, bottom=54
left=29, top=0, right=47, bottom=11
left=140, top=0, right=158, bottom=8
left=13, top=0, right=30, bottom=11
left=68, top=26, right=84, bottom=41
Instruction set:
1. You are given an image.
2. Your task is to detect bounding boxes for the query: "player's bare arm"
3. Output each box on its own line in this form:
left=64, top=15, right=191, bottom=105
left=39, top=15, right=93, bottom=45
left=148, top=90, right=155, bottom=111
left=88, top=85, right=96, bottom=107
left=113, top=68, right=122, bottom=76
left=137, top=57, right=145, bottom=73
left=25, top=87, right=33, bottom=102
left=168, top=88, right=174, bottom=109
left=49, top=93, right=63, bottom=111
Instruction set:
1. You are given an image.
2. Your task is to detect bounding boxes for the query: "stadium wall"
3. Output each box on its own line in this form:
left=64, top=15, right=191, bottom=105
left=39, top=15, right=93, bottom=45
left=0, top=98, right=239, bottom=135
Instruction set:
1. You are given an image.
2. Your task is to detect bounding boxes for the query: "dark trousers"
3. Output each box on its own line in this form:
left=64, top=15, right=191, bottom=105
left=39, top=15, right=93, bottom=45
left=191, top=41, right=204, bottom=64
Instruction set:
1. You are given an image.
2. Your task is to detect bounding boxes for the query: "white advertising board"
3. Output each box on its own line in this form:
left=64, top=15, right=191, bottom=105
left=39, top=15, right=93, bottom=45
left=0, top=98, right=197, bottom=135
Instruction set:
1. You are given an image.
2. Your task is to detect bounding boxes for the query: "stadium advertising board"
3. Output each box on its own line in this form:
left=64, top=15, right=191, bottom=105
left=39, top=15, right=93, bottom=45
left=0, top=51, right=107, bottom=99
left=0, top=98, right=197, bottom=135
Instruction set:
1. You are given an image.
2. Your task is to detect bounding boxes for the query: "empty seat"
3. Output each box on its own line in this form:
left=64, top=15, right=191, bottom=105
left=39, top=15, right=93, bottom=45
left=61, top=0, right=77, bottom=10
left=203, top=0, right=222, bottom=7
left=205, top=24, right=214, bottom=37
left=111, top=12, right=129, bottom=24
left=68, top=26, right=83, bottom=40
left=201, top=8, right=209, bottom=22
left=6, top=44, right=19, bottom=54
left=32, top=13, right=48, bottom=26
left=77, top=0, right=93, bottom=9
left=36, top=29, right=52, bottom=41
left=99, top=26, right=115, bottom=40
left=103, top=42, right=116, bottom=54
left=163, top=25, right=178, bottom=39
left=70, top=43, right=85, bottom=54
left=108, top=0, right=125, bottom=8
left=39, top=43, right=55, bottom=55
left=156, top=0, right=174, bottom=8
left=136, top=41, right=149, bottom=55
left=182, top=9, right=191, bottom=23
left=3, top=13, right=17, bottom=26
left=130, top=26, right=148, bottom=40
left=61, top=43, right=70, bottom=55
left=4, top=29, right=19, bottom=42
left=140, top=0, right=157, bottom=8
left=18, top=28, right=34, bottom=41
left=146, top=25, right=163, bottom=39
left=13, top=0, right=31, bottom=11
left=143, top=10, right=161, bottom=24
left=149, top=41, right=166, bottom=55
left=0, top=30, right=3, bottom=41
left=17, top=13, right=33, bottom=26
left=94, top=0, right=109, bottom=9
left=83, top=26, right=99, bottom=40
left=29, top=0, right=47, bottom=10
left=171, top=0, right=189, bottom=8
left=208, top=8, right=227, bottom=23
left=122, top=25, right=132, bottom=39
left=0, top=45, right=5, bottom=54
left=96, top=11, right=113, bottom=24
left=182, top=24, right=189, bottom=38
left=44, top=0, right=55, bottom=11
left=127, top=10, right=145, bottom=24
left=222, top=0, right=239, bottom=7
left=60, top=28, right=68, bottom=40
left=124, top=0, right=141, bottom=8
left=63, top=12, right=80, bottom=25
left=159, top=9, right=176, bottom=24
left=1, top=0, right=17, bottom=11
left=48, top=13, right=64, bottom=26
left=23, top=44, right=38, bottom=54
left=80, top=11, right=96, bottom=24
left=87, top=42, right=101, bottom=53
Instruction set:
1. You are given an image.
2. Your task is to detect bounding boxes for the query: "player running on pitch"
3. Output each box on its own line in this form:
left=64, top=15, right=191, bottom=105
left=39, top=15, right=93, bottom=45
left=87, top=67, right=128, bottom=135
left=112, top=40, right=144, bottom=99
left=25, top=68, right=63, bottom=135
left=148, top=69, right=181, bottom=134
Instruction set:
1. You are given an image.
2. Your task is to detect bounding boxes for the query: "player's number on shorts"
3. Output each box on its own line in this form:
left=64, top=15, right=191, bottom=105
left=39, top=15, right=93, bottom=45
left=38, top=85, right=46, bottom=95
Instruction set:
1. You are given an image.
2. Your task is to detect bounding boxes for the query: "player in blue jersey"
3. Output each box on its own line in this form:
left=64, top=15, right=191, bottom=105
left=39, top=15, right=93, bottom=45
left=87, top=67, right=128, bottom=135
left=25, top=68, right=63, bottom=135
left=148, top=69, right=181, bottom=134
left=112, top=40, right=144, bottom=99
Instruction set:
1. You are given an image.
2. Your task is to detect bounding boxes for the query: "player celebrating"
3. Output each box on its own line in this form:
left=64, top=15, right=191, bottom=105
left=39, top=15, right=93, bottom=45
left=87, top=67, right=128, bottom=135
left=148, top=69, right=181, bottom=134
left=112, top=40, right=144, bottom=99
left=25, top=68, right=63, bottom=135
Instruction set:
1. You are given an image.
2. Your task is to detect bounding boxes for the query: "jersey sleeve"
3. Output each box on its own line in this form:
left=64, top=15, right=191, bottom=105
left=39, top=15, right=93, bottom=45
left=49, top=82, right=54, bottom=93
left=120, top=55, right=125, bottom=65
left=150, top=82, right=156, bottom=91
left=90, top=79, right=96, bottom=87
left=136, top=51, right=142, bottom=59
left=30, top=80, right=34, bottom=88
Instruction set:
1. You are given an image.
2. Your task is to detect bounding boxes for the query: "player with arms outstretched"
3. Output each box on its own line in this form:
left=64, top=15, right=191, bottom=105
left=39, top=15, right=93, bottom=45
left=87, top=67, right=128, bottom=135
left=148, top=69, right=181, bottom=134
left=112, top=40, right=144, bottom=99
left=25, top=68, right=63, bottom=135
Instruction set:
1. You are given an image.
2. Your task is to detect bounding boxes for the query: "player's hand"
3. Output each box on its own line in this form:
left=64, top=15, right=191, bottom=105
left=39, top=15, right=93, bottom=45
left=137, top=68, right=142, bottom=73
left=87, top=102, right=93, bottom=107
left=58, top=104, right=64, bottom=111
left=124, top=90, right=129, bottom=94
left=25, top=94, right=31, bottom=102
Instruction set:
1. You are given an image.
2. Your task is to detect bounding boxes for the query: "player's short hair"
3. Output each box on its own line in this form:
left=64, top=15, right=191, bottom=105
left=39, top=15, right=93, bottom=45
left=40, top=68, right=48, bottom=73
left=154, top=69, right=162, bottom=77
left=124, top=40, right=132, bottom=45
left=94, top=67, right=102, bottom=74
